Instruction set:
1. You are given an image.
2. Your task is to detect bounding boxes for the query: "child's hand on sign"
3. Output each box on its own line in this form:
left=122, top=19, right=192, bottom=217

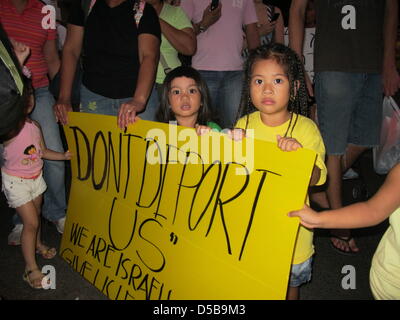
left=288, top=204, right=321, bottom=229
left=228, top=128, right=246, bottom=141
left=277, top=135, right=302, bottom=152
left=195, top=124, right=212, bottom=136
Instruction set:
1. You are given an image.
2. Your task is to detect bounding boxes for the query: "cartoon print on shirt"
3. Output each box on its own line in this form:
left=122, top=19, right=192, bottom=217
left=21, top=144, right=40, bottom=165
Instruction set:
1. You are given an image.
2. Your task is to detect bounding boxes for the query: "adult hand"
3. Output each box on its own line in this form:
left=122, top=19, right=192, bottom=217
left=382, top=63, right=400, bottom=97
left=10, top=38, right=30, bottom=66
left=53, top=101, right=73, bottom=125
left=201, top=3, right=222, bottom=29
left=64, top=150, right=73, bottom=160
left=257, top=20, right=277, bottom=37
left=117, top=99, right=144, bottom=129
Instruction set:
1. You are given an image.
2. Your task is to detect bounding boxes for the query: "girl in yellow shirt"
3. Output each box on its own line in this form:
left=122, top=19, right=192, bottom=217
left=235, top=43, right=327, bottom=299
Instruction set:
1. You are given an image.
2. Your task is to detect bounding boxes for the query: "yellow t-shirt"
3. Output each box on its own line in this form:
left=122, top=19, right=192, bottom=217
left=370, top=207, right=400, bottom=299
left=236, top=111, right=327, bottom=264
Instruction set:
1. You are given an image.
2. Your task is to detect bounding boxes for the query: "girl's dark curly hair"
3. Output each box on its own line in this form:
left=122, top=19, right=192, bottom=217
left=0, top=78, right=32, bottom=143
left=235, top=43, right=309, bottom=136
left=156, top=66, right=215, bottom=126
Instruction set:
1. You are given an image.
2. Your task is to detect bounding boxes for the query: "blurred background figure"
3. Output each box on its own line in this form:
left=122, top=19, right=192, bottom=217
left=139, top=0, right=196, bottom=121
left=181, top=0, right=260, bottom=129
left=242, top=0, right=284, bottom=58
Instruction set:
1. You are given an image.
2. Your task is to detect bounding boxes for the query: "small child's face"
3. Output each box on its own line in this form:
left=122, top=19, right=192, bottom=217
left=250, top=58, right=291, bottom=126
left=168, top=76, right=202, bottom=122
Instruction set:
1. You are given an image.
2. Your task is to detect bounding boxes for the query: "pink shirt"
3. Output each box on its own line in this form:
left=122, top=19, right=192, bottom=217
left=181, top=0, right=257, bottom=71
left=2, top=120, right=43, bottom=178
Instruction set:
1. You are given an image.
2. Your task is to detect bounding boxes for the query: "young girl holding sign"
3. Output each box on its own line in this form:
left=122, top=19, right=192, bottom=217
left=1, top=81, right=72, bottom=289
left=289, top=163, right=400, bottom=299
left=156, top=66, right=221, bottom=133
left=234, top=43, right=327, bottom=300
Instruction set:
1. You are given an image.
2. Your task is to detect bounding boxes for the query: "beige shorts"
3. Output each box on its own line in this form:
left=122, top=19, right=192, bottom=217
left=1, top=171, right=47, bottom=208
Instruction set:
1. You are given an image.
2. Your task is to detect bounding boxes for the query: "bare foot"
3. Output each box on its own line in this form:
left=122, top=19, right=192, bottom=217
left=330, top=230, right=359, bottom=255
left=36, top=244, right=57, bottom=259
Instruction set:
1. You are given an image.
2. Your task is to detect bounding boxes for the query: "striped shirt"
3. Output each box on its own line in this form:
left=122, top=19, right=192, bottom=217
left=0, top=0, right=57, bottom=89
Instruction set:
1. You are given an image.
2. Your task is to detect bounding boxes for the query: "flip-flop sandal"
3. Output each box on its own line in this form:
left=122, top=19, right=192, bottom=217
left=23, top=269, right=45, bottom=289
left=330, top=235, right=359, bottom=256
left=36, top=245, right=57, bottom=259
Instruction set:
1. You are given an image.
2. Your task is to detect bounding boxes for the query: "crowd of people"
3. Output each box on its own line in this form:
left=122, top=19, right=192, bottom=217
left=0, top=0, right=399, bottom=299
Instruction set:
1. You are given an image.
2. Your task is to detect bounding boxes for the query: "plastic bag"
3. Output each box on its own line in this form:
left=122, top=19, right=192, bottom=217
left=373, top=97, right=400, bottom=174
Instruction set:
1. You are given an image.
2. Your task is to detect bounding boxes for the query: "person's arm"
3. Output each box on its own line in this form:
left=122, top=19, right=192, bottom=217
left=273, top=7, right=285, bottom=44
left=289, top=0, right=307, bottom=58
left=53, top=24, right=84, bottom=125
left=244, top=22, right=260, bottom=51
left=192, top=4, right=222, bottom=35
left=289, top=164, right=400, bottom=229
left=43, top=39, right=60, bottom=80
left=35, top=121, right=72, bottom=160
left=256, top=20, right=276, bottom=38
left=289, top=0, right=313, bottom=96
left=159, top=20, right=196, bottom=55
left=383, top=0, right=400, bottom=97
left=118, top=33, right=160, bottom=129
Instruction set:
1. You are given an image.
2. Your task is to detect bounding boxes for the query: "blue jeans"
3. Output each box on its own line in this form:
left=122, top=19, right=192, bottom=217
left=198, top=70, right=244, bottom=129
left=80, top=84, right=132, bottom=116
left=315, top=72, right=383, bottom=155
left=139, top=84, right=162, bottom=121
left=289, top=257, right=313, bottom=287
left=14, top=86, right=66, bottom=224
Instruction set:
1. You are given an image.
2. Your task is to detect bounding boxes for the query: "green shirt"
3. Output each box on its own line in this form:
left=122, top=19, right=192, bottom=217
left=156, top=3, right=193, bottom=84
left=207, top=121, right=222, bottom=132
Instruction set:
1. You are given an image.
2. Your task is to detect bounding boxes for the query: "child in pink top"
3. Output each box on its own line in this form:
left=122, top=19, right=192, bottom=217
left=1, top=84, right=71, bottom=289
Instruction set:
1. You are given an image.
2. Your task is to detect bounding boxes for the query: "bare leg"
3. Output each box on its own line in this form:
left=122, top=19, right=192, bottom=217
left=328, top=145, right=368, bottom=253
left=16, top=201, right=40, bottom=272
left=342, top=144, right=368, bottom=172
left=326, top=155, right=342, bottom=209
left=16, top=199, right=45, bottom=288
left=32, top=195, right=56, bottom=259
left=310, top=189, right=330, bottom=209
left=32, top=195, right=43, bottom=249
left=286, top=286, right=299, bottom=300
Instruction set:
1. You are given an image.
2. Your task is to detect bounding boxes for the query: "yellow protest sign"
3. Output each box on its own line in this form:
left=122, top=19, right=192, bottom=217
left=61, top=112, right=316, bottom=300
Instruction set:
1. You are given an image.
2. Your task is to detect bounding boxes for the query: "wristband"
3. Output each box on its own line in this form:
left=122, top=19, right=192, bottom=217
left=199, top=24, right=207, bottom=33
